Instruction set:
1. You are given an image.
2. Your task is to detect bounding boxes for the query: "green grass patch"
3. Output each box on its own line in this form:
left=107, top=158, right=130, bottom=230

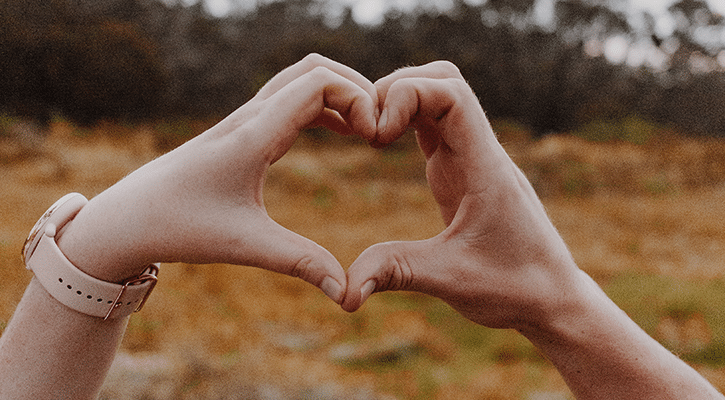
left=603, top=272, right=725, bottom=365
left=571, top=115, right=660, bottom=144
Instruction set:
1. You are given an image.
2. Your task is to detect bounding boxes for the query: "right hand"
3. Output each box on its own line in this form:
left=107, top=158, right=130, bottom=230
left=342, top=61, right=584, bottom=331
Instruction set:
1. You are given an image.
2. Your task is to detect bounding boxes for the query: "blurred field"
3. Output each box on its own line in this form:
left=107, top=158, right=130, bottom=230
left=2, top=120, right=725, bottom=399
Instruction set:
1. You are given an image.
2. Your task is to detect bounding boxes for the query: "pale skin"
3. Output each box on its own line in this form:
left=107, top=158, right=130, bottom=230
left=0, top=54, right=722, bottom=399
left=0, top=54, right=377, bottom=399
left=342, top=62, right=725, bottom=399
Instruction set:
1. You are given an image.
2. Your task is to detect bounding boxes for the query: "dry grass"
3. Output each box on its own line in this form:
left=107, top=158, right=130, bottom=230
left=2, top=120, right=725, bottom=399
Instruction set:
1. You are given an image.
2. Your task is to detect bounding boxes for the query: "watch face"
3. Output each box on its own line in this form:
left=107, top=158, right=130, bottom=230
left=22, top=193, right=87, bottom=265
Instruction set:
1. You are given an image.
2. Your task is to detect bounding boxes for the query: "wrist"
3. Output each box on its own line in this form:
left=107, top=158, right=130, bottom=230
left=516, top=269, right=603, bottom=340
left=54, top=193, right=153, bottom=284
left=23, top=192, right=159, bottom=320
left=515, top=271, right=722, bottom=399
left=516, top=268, right=653, bottom=370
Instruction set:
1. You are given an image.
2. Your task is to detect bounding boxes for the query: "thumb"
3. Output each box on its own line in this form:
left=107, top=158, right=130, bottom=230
left=341, top=239, right=434, bottom=312
left=242, top=218, right=347, bottom=304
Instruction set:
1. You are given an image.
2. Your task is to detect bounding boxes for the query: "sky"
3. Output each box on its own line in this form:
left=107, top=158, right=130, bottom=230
left=195, top=0, right=725, bottom=69
left=200, top=0, right=725, bottom=28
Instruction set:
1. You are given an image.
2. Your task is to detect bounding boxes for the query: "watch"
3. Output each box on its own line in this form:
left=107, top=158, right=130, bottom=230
left=22, top=193, right=159, bottom=320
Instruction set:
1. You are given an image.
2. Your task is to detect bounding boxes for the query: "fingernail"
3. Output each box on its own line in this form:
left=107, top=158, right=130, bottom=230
left=360, top=280, right=376, bottom=303
left=377, top=109, right=388, bottom=135
left=321, top=277, right=343, bottom=304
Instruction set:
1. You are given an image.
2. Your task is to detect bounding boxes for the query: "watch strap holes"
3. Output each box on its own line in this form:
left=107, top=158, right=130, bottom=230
left=57, top=277, right=106, bottom=303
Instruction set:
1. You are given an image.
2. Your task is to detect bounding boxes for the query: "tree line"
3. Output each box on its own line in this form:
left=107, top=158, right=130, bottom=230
left=1, top=0, right=724, bottom=138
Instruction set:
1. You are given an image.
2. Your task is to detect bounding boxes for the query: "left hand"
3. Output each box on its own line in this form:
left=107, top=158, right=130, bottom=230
left=57, top=54, right=378, bottom=304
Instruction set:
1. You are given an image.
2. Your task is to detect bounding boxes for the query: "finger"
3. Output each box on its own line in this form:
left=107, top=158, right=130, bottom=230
left=256, top=53, right=378, bottom=112
left=378, top=77, right=513, bottom=192
left=257, top=66, right=378, bottom=161
left=341, top=239, right=437, bottom=312
left=239, top=217, right=348, bottom=304
left=374, top=61, right=465, bottom=114
left=376, top=77, right=483, bottom=147
left=307, top=109, right=357, bottom=136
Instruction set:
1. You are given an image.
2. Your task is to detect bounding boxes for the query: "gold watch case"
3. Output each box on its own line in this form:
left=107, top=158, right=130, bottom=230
left=22, top=193, right=88, bottom=267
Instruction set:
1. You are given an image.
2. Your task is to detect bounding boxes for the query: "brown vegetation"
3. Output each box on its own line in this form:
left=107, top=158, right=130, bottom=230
left=2, top=121, right=725, bottom=399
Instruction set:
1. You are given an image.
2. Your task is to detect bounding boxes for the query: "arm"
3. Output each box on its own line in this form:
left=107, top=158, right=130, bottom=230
left=341, top=61, right=724, bottom=399
left=0, top=54, right=377, bottom=400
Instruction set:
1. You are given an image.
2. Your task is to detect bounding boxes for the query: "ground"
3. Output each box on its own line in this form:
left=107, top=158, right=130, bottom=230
left=1, top=120, right=725, bottom=399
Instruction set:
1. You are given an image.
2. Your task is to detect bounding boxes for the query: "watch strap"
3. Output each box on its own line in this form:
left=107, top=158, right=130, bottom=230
left=28, top=231, right=159, bottom=320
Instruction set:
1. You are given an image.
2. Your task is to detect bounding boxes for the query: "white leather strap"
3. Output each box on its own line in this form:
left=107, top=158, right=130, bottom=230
left=27, top=231, right=159, bottom=320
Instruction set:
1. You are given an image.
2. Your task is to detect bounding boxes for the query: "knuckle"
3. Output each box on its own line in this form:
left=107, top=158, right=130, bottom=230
left=442, top=77, right=476, bottom=104
left=373, top=242, right=414, bottom=292
left=391, top=252, right=414, bottom=291
left=386, top=79, right=418, bottom=104
left=309, top=65, right=332, bottom=78
left=301, top=53, right=327, bottom=67
left=303, top=65, right=336, bottom=85
left=290, top=254, right=315, bottom=282
left=430, top=60, right=463, bottom=79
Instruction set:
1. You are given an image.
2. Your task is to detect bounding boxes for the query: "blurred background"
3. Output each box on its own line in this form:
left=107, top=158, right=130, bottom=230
left=1, top=0, right=725, bottom=135
left=2, top=0, right=725, bottom=399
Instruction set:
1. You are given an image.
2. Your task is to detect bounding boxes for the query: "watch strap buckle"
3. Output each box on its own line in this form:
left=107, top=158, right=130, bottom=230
left=104, top=264, right=160, bottom=321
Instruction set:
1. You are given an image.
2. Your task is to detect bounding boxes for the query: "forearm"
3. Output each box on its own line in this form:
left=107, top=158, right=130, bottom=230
left=0, top=196, right=146, bottom=400
left=0, top=279, right=128, bottom=400
left=522, top=270, right=723, bottom=400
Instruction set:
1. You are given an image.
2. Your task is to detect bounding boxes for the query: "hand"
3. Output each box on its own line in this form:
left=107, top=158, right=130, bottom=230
left=57, top=54, right=378, bottom=304
left=342, top=61, right=584, bottom=330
